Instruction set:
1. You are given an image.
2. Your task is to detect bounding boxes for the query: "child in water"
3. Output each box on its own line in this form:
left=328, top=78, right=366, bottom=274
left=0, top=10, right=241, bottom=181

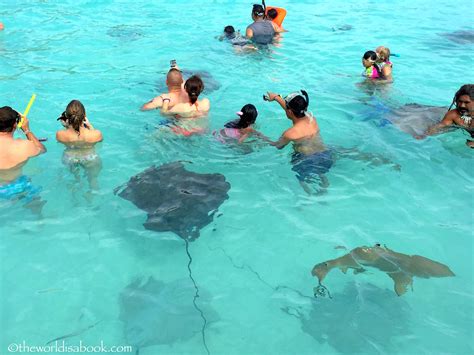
left=218, top=25, right=249, bottom=46
left=213, top=104, right=260, bottom=143
left=362, top=50, right=381, bottom=79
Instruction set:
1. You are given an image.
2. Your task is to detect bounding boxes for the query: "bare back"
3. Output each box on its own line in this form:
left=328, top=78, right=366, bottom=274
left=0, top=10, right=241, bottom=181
left=168, top=98, right=210, bottom=118
left=56, top=126, right=102, bottom=147
left=284, top=115, right=326, bottom=154
left=0, top=136, right=41, bottom=182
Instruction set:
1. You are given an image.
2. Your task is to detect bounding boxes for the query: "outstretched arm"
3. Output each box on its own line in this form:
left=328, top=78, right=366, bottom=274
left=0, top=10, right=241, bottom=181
left=265, top=92, right=286, bottom=110
left=417, top=111, right=455, bottom=139
left=141, top=96, right=163, bottom=111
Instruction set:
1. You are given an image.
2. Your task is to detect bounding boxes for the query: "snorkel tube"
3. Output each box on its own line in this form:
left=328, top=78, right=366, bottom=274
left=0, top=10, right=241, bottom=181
left=262, top=0, right=267, bottom=18
left=17, top=94, right=36, bottom=129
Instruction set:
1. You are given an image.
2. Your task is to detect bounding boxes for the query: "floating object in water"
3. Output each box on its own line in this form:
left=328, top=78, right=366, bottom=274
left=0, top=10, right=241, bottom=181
left=311, top=244, right=455, bottom=296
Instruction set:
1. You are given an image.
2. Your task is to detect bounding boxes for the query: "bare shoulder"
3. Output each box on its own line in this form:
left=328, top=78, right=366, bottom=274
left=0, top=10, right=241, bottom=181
left=89, top=129, right=103, bottom=142
left=200, top=98, right=210, bottom=111
left=441, top=109, right=458, bottom=125
left=15, top=138, right=41, bottom=157
left=56, top=130, right=70, bottom=143
left=283, top=127, right=299, bottom=140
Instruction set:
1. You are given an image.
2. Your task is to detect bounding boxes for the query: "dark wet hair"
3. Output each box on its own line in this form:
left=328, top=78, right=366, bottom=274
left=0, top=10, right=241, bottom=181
left=252, top=4, right=265, bottom=17
left=363, top=50, right=381, bottom=77
left=58, top=100, right=86, bottom=134
left=449, top=84, right=474, bottom=111
left=267, top=8, right=278, bottom=20
left=184, top=75, right=204, bottom=105
left=225, top=104, right=258, bottom=129
left=0, top=106, right=20, bottom=132
left=224, top=26, right=235, bottom=36
left=286, top=90, right=309, bottom=118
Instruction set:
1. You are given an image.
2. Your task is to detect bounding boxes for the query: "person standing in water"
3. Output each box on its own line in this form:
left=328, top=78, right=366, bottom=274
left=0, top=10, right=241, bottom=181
left=246, top=4, right=275, bottom=45
left=263, top=91, right=333, bottom=193
left=56, top=100, right=103, bottom=191
left=0, top=106, right=46, bottom=206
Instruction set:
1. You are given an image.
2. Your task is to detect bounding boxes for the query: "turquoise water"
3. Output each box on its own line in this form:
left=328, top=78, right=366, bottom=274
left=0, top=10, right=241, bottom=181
left=1, top=0, right=473, bottom=354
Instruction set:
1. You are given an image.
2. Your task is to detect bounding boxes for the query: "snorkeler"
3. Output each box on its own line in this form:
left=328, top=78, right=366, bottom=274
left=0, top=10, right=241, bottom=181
left=56, top=100, right=103, bottom=190
left=419, top=84, right=474, bottom=148
left=246, top=3, right=276, bottom=45
left=213, top=104, right=260, bottom=143
left=141, top=63, right=189, bottom=111
left=263, top=90, right=333, bottom=193
left=219, top=25, right=249, bottom=46
left=0, top=106, right=46, bottom=203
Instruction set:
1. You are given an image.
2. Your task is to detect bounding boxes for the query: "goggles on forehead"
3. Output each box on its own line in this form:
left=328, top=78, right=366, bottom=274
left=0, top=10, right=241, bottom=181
left=284, top=90, right=309, bottom=107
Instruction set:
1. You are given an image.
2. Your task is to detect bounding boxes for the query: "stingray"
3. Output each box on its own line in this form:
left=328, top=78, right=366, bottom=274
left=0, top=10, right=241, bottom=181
left=311, top=244, right=455, bottom=296
left=107, top=25, right=144, bottom=41
left=384, top=103, right=447, bottom=137
left=115, top=162, right=230, bottom=240
left=332, top=24, right=353, bottom=32
left=119, top=277, right=218, bottom=353
left=155, top=69, right=221, bottom=94
left=439, top=30, right=474, bottom=44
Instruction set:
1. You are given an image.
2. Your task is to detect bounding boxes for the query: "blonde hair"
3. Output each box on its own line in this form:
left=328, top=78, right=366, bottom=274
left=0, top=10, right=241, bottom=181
left=376, top=46, right=391, bottom=62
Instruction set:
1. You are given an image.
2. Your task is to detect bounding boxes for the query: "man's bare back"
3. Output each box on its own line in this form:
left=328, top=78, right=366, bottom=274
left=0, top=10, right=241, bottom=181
left=0, top=108, right=45, bottom=183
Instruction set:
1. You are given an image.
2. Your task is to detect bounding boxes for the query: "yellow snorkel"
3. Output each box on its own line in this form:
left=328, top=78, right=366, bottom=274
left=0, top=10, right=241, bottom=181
left=17, top=94, right=36, bottom=129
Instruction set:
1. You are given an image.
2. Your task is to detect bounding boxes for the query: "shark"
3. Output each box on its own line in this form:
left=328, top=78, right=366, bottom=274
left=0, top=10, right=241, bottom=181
left=311, top=244, right=455, bottom=296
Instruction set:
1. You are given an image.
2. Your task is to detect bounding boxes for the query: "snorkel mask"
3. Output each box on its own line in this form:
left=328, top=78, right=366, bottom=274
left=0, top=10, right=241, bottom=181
left=284, top=90, right=309, bottom=113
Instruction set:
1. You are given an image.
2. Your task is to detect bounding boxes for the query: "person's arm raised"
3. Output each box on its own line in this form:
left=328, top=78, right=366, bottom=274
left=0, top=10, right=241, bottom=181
left=20, top=115, right=46, bottom=156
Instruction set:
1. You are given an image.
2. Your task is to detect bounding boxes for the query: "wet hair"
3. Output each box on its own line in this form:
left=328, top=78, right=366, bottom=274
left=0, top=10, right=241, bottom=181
left=362, top=50, right=381, bottom=77
left=58, top=100, right=86, bottom=134
left=225, top=104, right=258, bottom=129
left=448, top=84, right=474, bottom=111
left=184, top=75, right=204, bottom=105
left=286, top=90, right=309, bottom=118
left=267, top=8, right=278, bottom=20
left=0, top=106, right=20, bottom=132
left=252, top=4, right=265, bottom=17
left=224, top=25, right=235, bottom=37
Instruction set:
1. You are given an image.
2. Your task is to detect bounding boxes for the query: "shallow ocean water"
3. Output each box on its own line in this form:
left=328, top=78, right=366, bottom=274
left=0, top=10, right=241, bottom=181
left=0, top=0, right=473, bottom=354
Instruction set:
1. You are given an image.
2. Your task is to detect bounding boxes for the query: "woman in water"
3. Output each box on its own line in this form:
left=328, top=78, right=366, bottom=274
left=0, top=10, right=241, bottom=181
left=213, top=104, right=260, bottom=143
left=375, top=46, right=393, bottom=81
left=56, top=100, right=103, bottom=191
left=246, top=4, right=275, bottom=45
